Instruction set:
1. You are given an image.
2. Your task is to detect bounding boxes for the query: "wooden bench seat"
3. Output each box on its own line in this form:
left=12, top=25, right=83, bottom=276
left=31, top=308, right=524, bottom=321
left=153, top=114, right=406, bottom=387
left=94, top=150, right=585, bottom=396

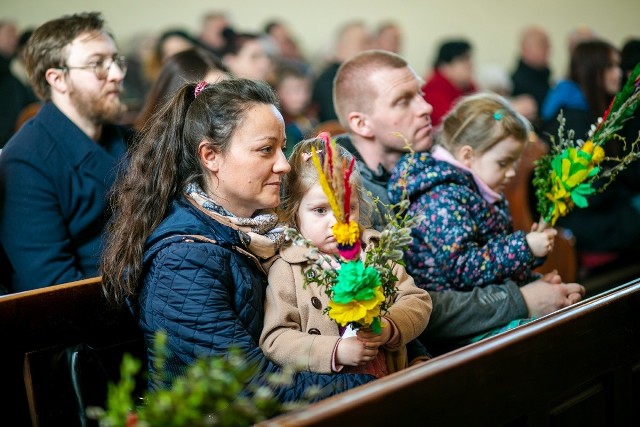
left=261, top=279, right=640, bottom=426
left=0, top=277, right=145, bottom=426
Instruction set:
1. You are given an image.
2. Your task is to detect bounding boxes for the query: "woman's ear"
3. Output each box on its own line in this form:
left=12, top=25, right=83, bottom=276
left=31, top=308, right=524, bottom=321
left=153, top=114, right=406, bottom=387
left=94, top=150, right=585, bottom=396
left=347, top=111, right=374, bottom=138
left=199, top=140, right=220, bottom=172
left=456, top=145, right=475, bottom=168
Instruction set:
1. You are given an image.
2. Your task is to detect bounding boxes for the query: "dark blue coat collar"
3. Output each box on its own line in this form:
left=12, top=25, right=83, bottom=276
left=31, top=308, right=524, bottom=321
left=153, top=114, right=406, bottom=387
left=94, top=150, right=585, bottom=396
left=37, top=102, right=128, bottom=175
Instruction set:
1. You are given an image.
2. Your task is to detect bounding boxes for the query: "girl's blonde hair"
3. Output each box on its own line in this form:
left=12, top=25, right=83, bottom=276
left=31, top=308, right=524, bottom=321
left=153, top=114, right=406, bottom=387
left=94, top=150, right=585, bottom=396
left=280, top=137, right=371, bottom=228
left=437, top=93, right=531, bottom=153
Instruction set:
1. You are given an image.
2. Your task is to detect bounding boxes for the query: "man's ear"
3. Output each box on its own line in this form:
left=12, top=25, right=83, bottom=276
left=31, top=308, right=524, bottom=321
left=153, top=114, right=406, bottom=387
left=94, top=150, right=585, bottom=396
left=199, top=140, right=220, bottom=172
left=45, top=68, right=68, bottom=95
left=456, top=145, right=475, bottom=168
left=346, top=111, right=374, bottom=138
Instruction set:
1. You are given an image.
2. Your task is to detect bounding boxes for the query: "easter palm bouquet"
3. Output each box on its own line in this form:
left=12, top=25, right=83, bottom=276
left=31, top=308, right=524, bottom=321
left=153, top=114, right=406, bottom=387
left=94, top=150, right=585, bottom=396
left=284, top=133, right=420, bottom=334
left=533, top=63, right=640, bottom=228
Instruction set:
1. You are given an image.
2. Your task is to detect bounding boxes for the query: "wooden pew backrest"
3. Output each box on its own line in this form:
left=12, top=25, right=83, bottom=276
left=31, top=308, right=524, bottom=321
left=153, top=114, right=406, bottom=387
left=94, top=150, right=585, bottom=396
left=261, top=279, right=640, bottom=426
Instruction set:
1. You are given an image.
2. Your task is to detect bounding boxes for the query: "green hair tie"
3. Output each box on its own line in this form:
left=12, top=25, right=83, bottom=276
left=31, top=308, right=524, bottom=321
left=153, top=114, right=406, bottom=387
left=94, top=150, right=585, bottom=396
left=493, top=109, right=505, bottom=120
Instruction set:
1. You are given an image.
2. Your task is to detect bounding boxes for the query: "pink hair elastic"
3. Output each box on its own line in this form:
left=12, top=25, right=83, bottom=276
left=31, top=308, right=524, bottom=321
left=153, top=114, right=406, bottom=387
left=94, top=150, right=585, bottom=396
left=194, top=80, right=209, bottom=98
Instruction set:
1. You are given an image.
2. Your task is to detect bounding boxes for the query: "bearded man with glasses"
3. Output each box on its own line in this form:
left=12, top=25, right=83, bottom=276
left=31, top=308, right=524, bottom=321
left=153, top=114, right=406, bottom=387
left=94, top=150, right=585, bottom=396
left=0, top=12, right=133, bottom=293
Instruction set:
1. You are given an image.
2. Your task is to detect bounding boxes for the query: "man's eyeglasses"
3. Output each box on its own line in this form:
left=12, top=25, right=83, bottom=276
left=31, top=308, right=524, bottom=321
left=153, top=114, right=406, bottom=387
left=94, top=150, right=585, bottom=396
left=58, top=55, right=127, bottom=80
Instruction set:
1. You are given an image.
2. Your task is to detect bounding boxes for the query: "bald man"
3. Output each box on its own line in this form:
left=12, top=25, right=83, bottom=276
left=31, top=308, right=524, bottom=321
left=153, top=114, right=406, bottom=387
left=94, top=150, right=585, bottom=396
left=334, top=50, right=585, bottom=354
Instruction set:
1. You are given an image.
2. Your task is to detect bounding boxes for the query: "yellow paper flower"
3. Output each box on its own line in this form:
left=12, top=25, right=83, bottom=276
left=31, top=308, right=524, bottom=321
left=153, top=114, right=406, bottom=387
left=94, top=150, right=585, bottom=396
left=592, top=146, right=605, bottom=164
left=567, top=147, right=589, bottom=168
left=535, top=63, right=640, bottom=226
left=562, top=157, right=590, bottom=188
left=327, top=287, right=385, bottom=326
left=546, top=175, right=571, bottom=225
left=332, top=220, right=360, bottom=246
left=580, top=140, right=594, bottom=154
left=579, top=141, right=605, bottom=165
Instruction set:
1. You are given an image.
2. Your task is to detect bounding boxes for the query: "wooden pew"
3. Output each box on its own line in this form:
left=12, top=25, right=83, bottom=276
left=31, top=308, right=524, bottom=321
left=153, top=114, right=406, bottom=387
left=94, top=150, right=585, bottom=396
left=0, top=277, right=145, bottom=426
left=261, top=279, right=640, bottom=426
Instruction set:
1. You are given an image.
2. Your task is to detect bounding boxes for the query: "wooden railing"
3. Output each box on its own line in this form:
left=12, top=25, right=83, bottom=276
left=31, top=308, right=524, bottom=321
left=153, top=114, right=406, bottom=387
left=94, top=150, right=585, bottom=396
left=5, top=275, right=640, bottom=426
left=261, top=279, right=640, bottom=426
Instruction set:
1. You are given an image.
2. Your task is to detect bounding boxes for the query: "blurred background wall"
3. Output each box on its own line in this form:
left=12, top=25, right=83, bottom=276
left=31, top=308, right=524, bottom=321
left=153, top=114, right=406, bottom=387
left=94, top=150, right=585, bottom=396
left=4, top=0, right=639, bottom=80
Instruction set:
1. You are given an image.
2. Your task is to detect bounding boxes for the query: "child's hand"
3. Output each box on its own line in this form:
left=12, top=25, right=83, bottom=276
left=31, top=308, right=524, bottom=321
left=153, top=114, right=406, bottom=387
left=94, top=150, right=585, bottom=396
left=526, top=226, right=557, bottom=257
left=357, top=317, right=392, bottom=348
left=336, top=336, right=378, bottom=366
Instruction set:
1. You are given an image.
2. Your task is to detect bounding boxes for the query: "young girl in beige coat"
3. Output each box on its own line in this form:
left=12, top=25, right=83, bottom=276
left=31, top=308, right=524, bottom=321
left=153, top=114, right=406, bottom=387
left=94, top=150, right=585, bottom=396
left=260, top=137, right=432, bottom=378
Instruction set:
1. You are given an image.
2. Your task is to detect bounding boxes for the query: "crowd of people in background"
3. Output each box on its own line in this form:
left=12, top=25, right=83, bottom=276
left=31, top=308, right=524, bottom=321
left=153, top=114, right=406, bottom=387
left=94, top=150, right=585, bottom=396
left=0, top=15, right=635, bottom=148
left=2, top=13, right=638, bottom=151
left=0, top=9, right=639, bottom=407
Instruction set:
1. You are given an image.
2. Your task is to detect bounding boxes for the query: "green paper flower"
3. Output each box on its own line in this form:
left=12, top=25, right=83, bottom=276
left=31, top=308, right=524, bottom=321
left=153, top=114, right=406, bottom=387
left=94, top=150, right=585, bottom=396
left=332, top=260, right=381, bottom=304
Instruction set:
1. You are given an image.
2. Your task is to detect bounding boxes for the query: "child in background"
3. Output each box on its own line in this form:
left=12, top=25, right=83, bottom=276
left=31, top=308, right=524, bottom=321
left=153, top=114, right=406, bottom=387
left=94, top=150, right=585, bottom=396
left=272, top=64, right=316, bottom=157
left=260, top=137, right=432, bottom=378
left=388, top=93, right=558, bottom=293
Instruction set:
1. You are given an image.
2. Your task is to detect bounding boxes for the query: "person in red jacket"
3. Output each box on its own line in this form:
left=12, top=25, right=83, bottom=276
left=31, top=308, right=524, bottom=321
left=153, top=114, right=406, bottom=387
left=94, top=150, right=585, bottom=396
left=422, top=39, right=476, bottom=127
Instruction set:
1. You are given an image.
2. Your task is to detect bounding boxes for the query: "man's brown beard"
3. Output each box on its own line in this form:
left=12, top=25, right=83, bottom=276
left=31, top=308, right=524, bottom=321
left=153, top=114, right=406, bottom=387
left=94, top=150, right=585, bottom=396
left=68, top=85, right=126, bottom=125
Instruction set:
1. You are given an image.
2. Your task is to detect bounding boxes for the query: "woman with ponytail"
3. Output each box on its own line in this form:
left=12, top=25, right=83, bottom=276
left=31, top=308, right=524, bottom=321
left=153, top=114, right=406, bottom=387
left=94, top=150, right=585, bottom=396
left=101, top=78, right=373, bottom=399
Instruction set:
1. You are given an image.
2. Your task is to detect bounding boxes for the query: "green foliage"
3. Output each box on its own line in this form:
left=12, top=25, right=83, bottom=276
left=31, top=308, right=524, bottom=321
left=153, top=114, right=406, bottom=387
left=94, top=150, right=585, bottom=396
left=366, top=196, right=424, bottom=315
left=90, top=332, right=303, bottom=427
left=534, top=65, right=640, bottom=224
left=595, top=63, right=640, bottom=143
left=283, top=140, right=424, bottom=328
left=86, top=353, right=141, bottom=427
left=533, top=147, right=554, bottom=223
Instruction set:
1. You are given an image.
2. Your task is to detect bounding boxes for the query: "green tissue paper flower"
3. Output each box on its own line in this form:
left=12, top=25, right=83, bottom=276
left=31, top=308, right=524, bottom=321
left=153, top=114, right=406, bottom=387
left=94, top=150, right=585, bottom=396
left=332, top=260, right=381, bottom=304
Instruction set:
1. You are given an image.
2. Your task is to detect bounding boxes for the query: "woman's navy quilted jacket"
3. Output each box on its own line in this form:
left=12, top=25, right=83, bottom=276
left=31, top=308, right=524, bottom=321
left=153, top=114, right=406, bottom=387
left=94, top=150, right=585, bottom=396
left=137, top=196, right=373, bottom=401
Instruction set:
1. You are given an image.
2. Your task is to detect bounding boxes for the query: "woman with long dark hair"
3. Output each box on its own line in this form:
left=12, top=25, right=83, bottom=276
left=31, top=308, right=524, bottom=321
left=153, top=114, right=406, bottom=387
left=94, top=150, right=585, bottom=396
left=543, top=40, right=621, bottom=131
left=101, top=78, right=373, bottom=398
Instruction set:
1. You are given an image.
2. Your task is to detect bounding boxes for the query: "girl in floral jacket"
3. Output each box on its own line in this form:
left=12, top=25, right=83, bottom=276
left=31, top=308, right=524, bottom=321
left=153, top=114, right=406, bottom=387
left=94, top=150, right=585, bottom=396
left=388, top=93, right=557, bottom=292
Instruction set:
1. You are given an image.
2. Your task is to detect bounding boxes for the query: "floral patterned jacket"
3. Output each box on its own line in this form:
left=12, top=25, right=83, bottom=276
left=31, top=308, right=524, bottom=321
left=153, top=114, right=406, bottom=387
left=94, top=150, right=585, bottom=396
left=388, top=152, right=541, bottom=292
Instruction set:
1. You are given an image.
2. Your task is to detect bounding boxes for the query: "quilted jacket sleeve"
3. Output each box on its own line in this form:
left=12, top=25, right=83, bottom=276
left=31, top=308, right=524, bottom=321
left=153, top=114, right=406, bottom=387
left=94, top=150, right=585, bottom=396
left=139, top=241, right=373, bottom=402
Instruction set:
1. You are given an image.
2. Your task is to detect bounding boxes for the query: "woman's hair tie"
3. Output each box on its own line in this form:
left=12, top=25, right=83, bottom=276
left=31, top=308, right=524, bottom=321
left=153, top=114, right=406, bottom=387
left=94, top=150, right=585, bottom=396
left=194, top=80, right=209, bottom=98
left=493, top=109, right=505, bottom=121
